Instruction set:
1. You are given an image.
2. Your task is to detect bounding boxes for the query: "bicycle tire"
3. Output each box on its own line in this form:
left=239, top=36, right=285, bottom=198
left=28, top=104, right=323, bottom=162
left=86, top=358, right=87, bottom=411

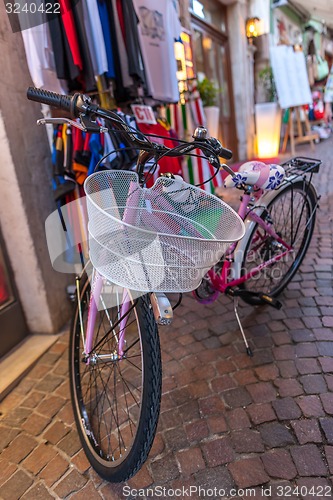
left=239, top=180, right=317, bottom=305
left=69, top=274, right=161, bottom=482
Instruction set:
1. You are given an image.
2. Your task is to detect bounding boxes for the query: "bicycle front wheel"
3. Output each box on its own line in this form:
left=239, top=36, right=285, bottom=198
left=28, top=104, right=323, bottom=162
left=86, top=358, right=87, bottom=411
left=240, top=180, right=317, bottom=304
left=69, top=275, right=161, bottom=482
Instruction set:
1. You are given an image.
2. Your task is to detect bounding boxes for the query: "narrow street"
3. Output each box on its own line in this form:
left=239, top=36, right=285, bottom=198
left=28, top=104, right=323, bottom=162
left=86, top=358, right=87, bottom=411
left=0, top=136, right=332, bottom=499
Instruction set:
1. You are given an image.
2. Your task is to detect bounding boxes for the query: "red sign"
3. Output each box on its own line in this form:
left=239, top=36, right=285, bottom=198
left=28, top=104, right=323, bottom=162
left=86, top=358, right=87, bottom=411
left=131, top=105, right=157, bottom=125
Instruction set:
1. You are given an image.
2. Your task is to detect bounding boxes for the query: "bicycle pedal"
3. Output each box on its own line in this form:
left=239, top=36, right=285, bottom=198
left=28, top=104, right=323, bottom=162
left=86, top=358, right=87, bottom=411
left=258, top=293, right=282, bottom=310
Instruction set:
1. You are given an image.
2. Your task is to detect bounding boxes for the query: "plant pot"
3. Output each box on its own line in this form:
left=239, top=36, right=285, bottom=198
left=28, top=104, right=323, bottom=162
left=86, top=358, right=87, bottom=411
left=255, top=102, right=281, bottom=158
left=204, top=106, right=220, bottom=138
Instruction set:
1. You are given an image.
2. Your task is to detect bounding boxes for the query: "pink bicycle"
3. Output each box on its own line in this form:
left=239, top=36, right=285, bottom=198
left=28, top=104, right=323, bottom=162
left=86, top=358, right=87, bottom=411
left=28, top=87, right=321, bottom=482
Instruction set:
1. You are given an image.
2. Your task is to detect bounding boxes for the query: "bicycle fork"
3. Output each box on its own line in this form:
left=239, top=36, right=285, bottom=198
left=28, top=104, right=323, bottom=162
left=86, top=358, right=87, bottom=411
left=78, top=271, right=174, bottom=362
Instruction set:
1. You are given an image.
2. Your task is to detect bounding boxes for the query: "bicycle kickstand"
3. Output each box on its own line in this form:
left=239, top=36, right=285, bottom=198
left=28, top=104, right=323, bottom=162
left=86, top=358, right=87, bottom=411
left=233, top=296, right=253, bottom=357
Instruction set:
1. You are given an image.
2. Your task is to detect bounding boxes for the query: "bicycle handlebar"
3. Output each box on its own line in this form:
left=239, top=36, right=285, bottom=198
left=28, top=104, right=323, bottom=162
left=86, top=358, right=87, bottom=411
left=27, top=87, right=233, bottom=162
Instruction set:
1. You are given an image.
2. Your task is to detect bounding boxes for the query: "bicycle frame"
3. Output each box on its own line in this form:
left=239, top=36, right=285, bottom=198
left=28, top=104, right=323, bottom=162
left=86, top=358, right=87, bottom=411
left=208, top=190, right=293, bottom=293
left=81, top=171, right=318, bottom=363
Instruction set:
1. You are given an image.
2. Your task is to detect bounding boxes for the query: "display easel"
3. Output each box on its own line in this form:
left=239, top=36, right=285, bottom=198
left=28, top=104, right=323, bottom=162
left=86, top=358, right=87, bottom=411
left=281, top=106, right=319, bottom=155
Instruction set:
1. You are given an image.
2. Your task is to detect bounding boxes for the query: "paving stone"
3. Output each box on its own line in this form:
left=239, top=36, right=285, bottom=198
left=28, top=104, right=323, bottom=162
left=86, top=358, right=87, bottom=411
left=185, top=419, right=209, bottom=443
left=164, top=426, right=189, bottom=451
left=291, top=419, right=322, bottom=444
left=296, top=358, right=322, bottom=375
left=54, top=470, right=88, bottom=498
left=21, top=413, right=51, bottom=436
left=195, top=465, right=235, bottom=492
left=178, top=400, right=200, bottom=423
left=57, top=430, right=81, bottom=457
left=259, top=422, right=295, bottom=447
left=317, top=342, right=333, bottom=356
left=198, top=395, right=224, bottom=417
left=70, top=482, right=103, bottom=500
left=273, top=345, right=295, bottom=361
left=320, top=393, right=333, bottom=414
left=296, top=478, right=332, bottom=500
left=300, top=374, right=327, bottom=394
left=22, top=443, right=57, bottom=475
left=1, top=433, right=37, bottom=463
left=290, top=444, right=328, bottom=476
left=320, top=418, right=333, bottom=444
left=202, top=437, right=235, bottom=466
left=207, top=415, right=228, bottom=434
left=261, top=449, right=297, bottom=480
left=21, top=482, right=54, bottom=499
left=296, top=343, right=319, bottom=358
left=0, top=470, right=33, bottom=499
left=222, top=387, right=252, bottom=408
left=150, top=453, right=180, bottom=483
left=1, top=407, right=31, bottom=426
left=274, top=378, right=303, bottom=397
left=297, top=395, right=325, bottom=417
left=247, top=403, right=276, bottom=425
left=0, top=460, right=17, bottom=487
left=231, top=429, right=264, bottom=453
left=0, top=426, right=20, bottom=453
left=71, top=450, right=91, bottom=474
left=43, top=421, right=70, bottom=445
left=127, top=464, right=153, bottom=489
left=228, top=457, right=269, bottom=488
left=211, top=375, right=237, bottom=392
left=21, top=392, right=45, bottom=409
left=254, top=364, right=279, bottom=381
left=39, top=455, right=70, bottom=487
left=247, top=382, right=277, bottom=404
left=272, top=397, right=302, bottom=420
left=36, top=396, right=66, bottom=418
left=176, top=447, right=205, bottom=475
left=319, top=357, right=333, bottom=372
left=226, top=408, right=251, bottom=430
left=313, top=328, right=333, bottom=341
left=277, top=360, right=298, bottom=378
left=232, top=369, right=256, bottom=387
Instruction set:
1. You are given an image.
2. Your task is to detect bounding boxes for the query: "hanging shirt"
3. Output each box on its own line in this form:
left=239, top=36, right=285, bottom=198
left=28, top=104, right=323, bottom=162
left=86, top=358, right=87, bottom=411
left=111, top=0, right=134, bottom=89
left=132, top=0, right=181, bottom=102
left=20, top=10, right=66, bottom=93
left=121, top=0, right=147, bottom=86
left=83, top=0, right=109, bottom=76
left=97, top=0, right=116, bottom=78
left=59, top=0, right=83, bottom=71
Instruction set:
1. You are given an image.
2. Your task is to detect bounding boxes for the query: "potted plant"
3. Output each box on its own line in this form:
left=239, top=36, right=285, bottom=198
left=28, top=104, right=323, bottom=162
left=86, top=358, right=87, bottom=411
left=255, top=67, right=281, bottom=158
left=197, top=77, right=220, bottom=138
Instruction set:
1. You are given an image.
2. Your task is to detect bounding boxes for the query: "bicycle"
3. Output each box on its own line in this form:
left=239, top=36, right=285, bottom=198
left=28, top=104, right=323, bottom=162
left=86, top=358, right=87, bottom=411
left=27, top=87, right=321, bottom=483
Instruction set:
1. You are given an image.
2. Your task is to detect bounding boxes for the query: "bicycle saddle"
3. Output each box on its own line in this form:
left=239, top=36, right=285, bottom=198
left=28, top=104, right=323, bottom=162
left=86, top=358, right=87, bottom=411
left=224, top=161, right=285, bottom=190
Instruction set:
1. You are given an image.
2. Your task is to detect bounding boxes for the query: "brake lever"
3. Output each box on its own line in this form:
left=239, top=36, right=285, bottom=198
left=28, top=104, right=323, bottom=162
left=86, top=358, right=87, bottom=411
left=37, top=117, right=108, bottom=133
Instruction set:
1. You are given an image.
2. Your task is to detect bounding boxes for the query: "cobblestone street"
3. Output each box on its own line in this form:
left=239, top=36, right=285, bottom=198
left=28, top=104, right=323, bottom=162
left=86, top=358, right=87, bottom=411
left=0, top=138, right=332, bottom=499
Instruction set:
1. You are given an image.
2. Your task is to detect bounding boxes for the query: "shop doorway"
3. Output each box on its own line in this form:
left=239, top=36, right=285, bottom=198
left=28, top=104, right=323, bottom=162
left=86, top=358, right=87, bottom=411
left=191, top=1, right=238, bottom=158
left=0, top=227, right=27, bottom=358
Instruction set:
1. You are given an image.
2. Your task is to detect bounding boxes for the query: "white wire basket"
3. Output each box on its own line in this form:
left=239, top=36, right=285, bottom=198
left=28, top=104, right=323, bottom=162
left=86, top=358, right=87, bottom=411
left=84, top=170, right=245, bottom=292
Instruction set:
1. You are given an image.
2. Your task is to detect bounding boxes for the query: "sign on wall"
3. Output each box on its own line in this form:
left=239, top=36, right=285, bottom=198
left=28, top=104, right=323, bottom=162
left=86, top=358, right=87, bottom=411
left=270, top=45, right=312, bottom=109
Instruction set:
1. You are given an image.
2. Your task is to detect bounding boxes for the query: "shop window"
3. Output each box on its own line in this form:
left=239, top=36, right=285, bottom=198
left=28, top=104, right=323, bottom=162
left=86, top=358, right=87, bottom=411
left=190, top=0, right=226, bottom=33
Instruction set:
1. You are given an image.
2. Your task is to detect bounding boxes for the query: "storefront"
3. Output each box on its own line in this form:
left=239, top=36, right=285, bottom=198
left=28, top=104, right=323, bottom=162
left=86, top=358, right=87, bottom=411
left=0, top=0, right=255, bottom=364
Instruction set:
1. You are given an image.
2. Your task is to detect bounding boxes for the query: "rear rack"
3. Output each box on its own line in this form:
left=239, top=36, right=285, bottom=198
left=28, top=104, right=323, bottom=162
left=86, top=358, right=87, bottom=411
left=281, top=156, right=321, bottom=176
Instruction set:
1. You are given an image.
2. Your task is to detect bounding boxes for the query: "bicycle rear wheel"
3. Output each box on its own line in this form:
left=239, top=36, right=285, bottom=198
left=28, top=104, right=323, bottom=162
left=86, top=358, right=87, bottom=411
left=69, top=274, right=161, bottom=482
left=240, top=180, right=317, bottom=304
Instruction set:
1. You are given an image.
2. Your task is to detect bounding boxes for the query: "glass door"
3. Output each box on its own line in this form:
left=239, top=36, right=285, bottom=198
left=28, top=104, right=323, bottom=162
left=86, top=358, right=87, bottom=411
left=0, top=227, right=27, bottom=358
left=191, top=3, right=238, bottom=158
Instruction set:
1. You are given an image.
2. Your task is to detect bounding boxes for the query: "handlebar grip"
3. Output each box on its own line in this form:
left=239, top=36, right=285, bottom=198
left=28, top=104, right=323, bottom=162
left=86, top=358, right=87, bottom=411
left=219, top=147, right=233, bottom=160
left=27, top=87, right=72, bottom=113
